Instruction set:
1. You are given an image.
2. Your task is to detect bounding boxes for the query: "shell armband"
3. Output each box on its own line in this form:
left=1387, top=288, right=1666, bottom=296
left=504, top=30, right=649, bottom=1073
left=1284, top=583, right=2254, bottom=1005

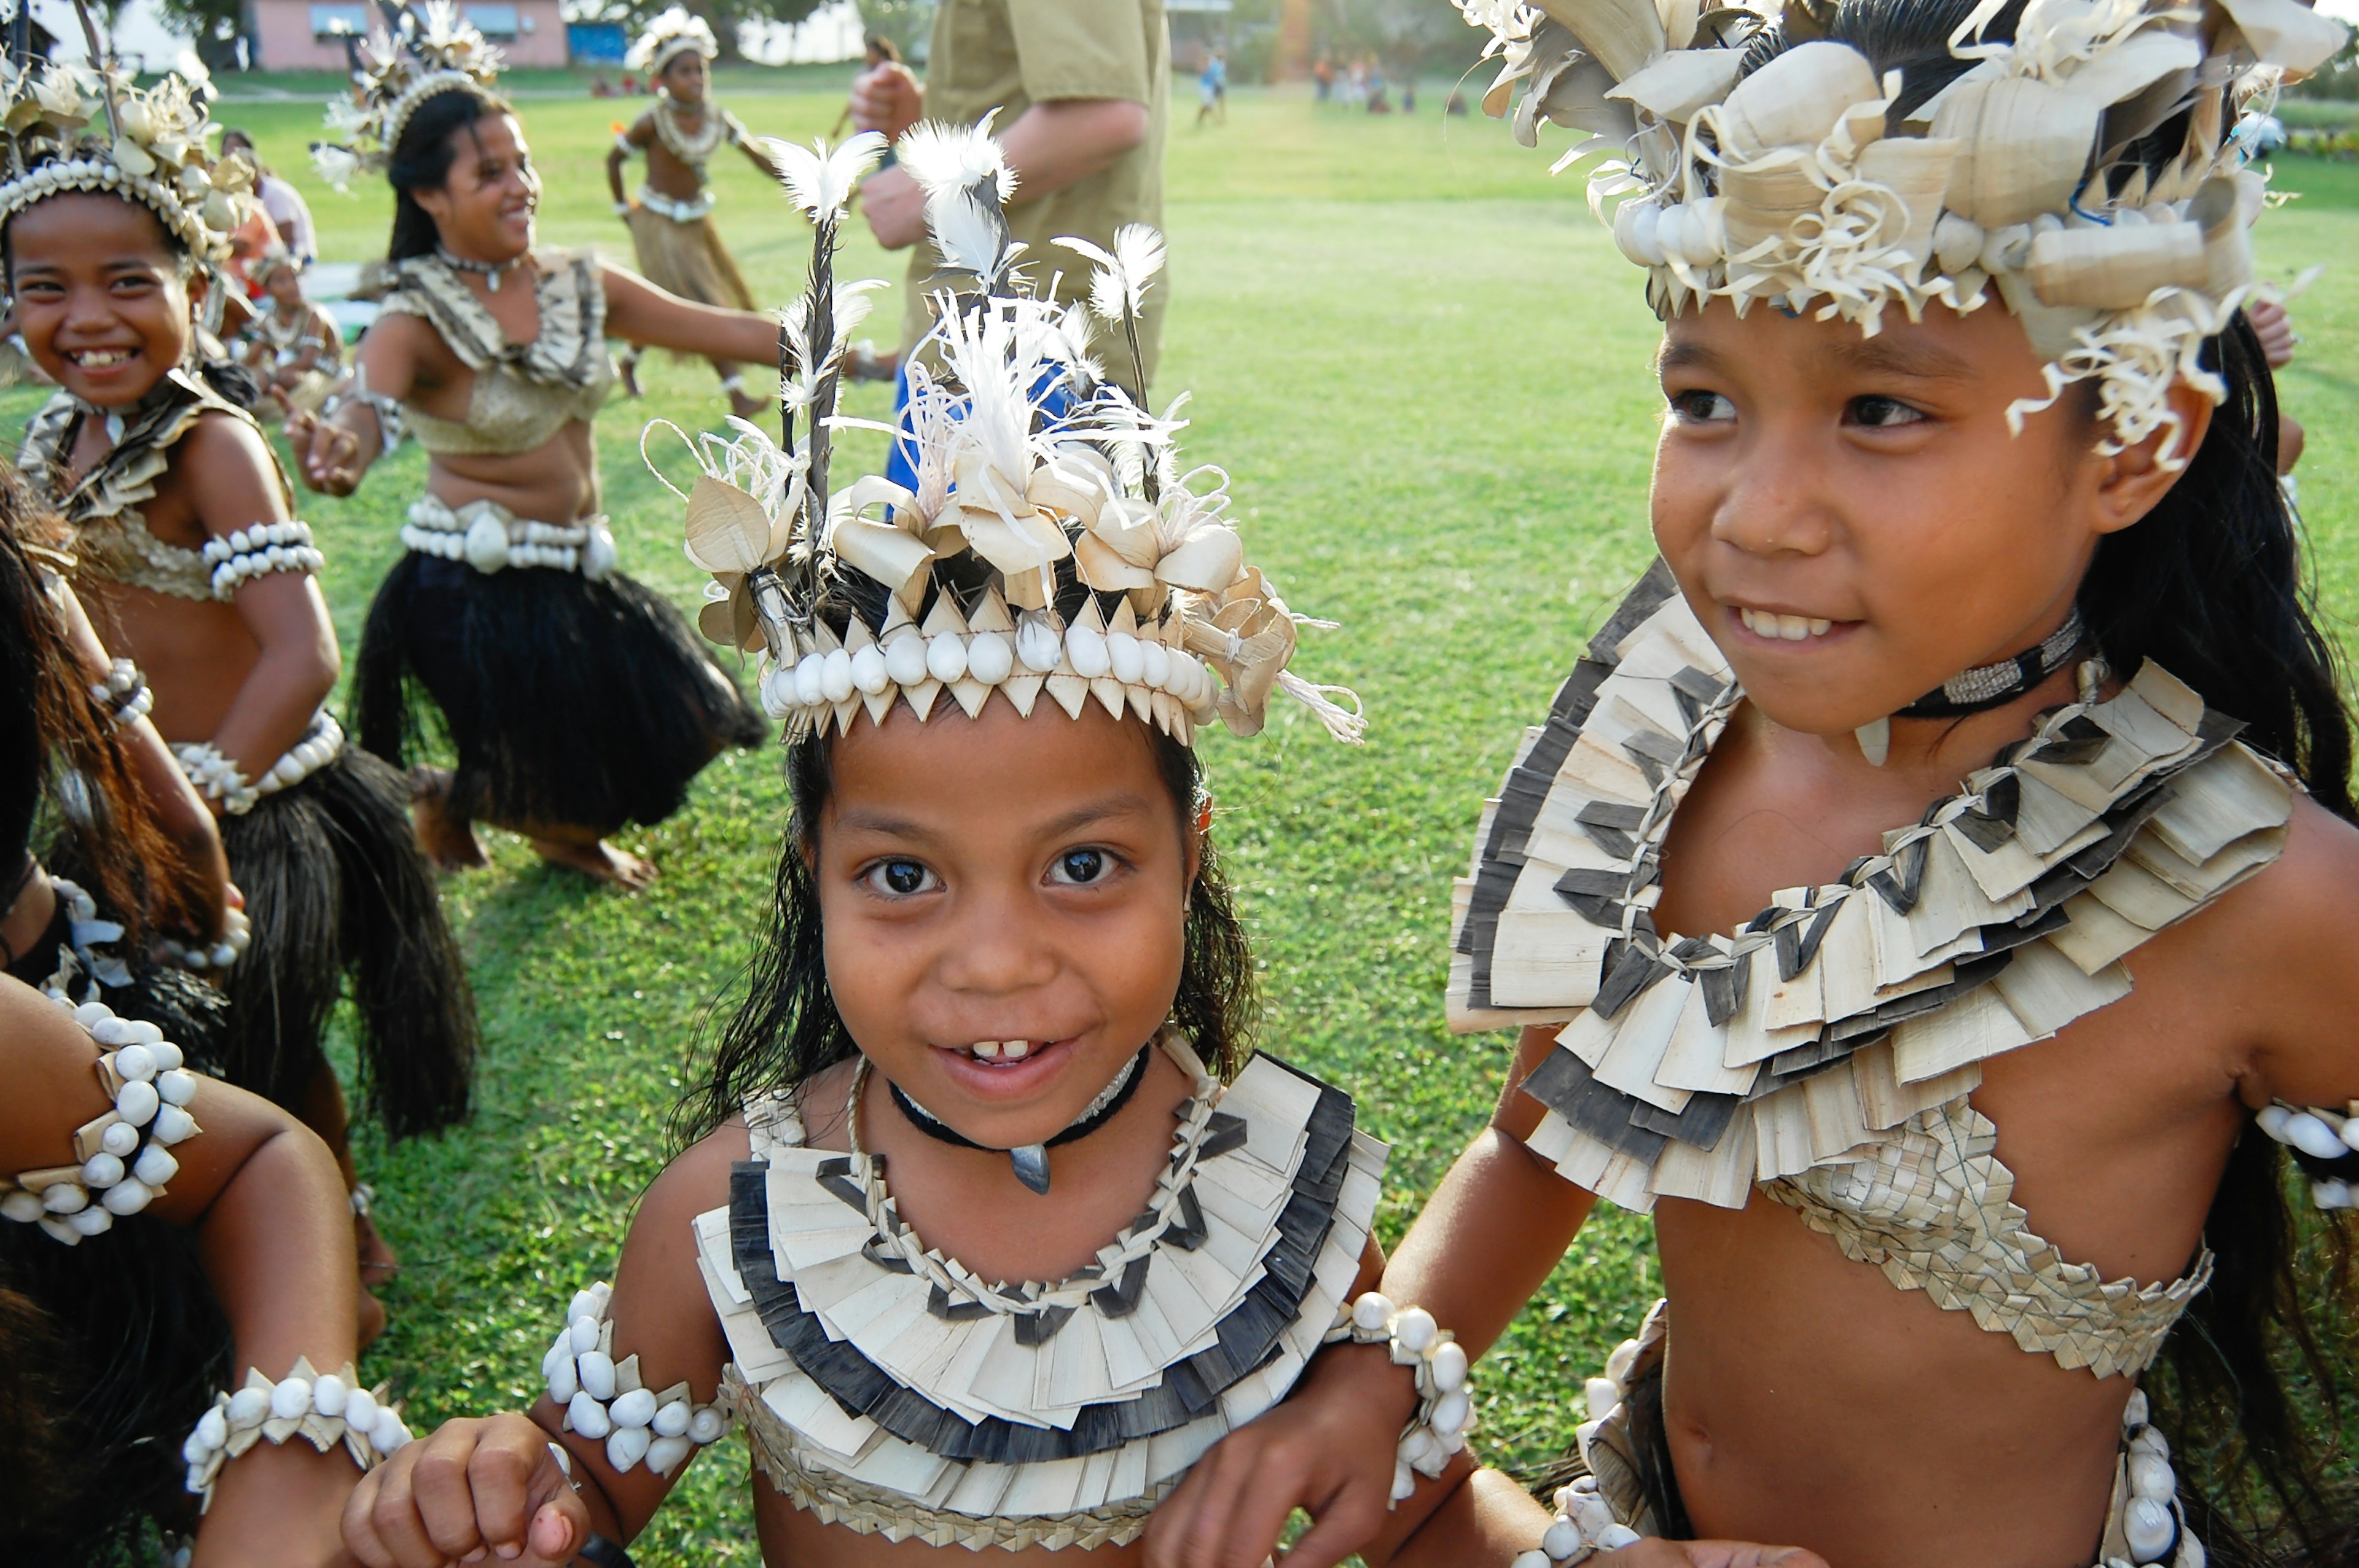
left=544, top=1282, right=730, bottom=1477
left=201, top=520, right=325, bottom=601
left=1512, top=1475, right=1643, bottom=1567
left=90, top=658, right=152, bottom=729
left=182, top=1359, right=412, bottom=1508
left=1324, top=1291, right=1474, bottom=1506
left=1, top=999, right=201, bottom=1242
left=174, top=711, right=345, bottom=816
left=2257, top=1101, right=2359, bottom=1209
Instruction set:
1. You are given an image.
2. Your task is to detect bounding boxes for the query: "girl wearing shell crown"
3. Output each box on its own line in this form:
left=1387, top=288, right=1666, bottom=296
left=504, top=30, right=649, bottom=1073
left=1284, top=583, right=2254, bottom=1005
left=339, top=126, right=1481, bottom=1568
left=0, top=32, right=479, bottom=1314
left=0, top=509, right=395, bottom=1564
left=1143, top=0, right=2359, bottom=1566
left=289, top=2, right=775, bottom=891
left=605, top=7, right=785, bottom=418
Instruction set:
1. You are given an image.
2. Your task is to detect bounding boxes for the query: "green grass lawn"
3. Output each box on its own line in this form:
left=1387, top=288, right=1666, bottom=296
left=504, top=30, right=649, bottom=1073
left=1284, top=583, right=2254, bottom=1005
left=11, top=85, right=2359, bottom=1561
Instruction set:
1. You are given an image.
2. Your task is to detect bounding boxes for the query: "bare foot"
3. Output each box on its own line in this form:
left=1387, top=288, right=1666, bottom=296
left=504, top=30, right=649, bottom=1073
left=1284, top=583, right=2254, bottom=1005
left=409, top=766, right=488, bottom=872
left=728, top=387, right=767, bottom=420
left=529, top=835, right=657, bottom=892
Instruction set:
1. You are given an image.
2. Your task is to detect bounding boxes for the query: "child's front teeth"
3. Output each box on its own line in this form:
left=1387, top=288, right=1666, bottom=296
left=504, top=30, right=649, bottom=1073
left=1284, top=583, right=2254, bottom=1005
left=74, top=349, right=130, bottom=366
left=967, top=1040, right=1031, bottom=1061
left=1738, top=607, right=1834, bottom=641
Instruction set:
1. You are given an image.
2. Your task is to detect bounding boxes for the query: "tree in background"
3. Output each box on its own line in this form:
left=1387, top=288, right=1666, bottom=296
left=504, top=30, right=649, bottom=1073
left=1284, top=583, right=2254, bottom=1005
left=156, top=0, right=240, bottom=69
left=1316, top=0, right=1479, bottom=85
left=855, top=0, right=933, bottom=62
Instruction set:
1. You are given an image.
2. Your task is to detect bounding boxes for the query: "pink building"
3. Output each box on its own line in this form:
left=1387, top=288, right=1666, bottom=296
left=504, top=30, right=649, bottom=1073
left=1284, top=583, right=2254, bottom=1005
left=245, top=0, right=570, bottom=71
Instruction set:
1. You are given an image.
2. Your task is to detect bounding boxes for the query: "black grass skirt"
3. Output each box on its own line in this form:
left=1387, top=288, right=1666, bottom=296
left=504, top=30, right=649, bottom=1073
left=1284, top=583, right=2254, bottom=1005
left=217, top=744, right=477, bottom=1139
left=354, top=555, right=765, bottom=834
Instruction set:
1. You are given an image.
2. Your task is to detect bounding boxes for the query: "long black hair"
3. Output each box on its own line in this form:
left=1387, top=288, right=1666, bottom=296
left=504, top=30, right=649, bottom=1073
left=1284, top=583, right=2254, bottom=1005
left=672, top=614, right=1261, bottom=1149
left=385, top=88, right=507, bottom=262
left=1738, top=1, right=2359, bottom=1558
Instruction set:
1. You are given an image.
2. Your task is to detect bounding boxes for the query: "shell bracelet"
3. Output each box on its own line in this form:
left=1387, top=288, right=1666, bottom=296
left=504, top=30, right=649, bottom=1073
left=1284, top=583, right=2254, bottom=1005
left=173, top=711, right=345, bottom=816
left=90, top=657, right=152, bottom=729
left=1513, top=1473, right=1643, bottom=1567
left=200, top=520, right=326, bottom=601
left=544, top=1282, right=730, bottom=1476
left=1, top=999, right=201, bottom=1243
left=182, top=1358, right=412, bottom=1508
left=154, top=903, right=254, bottom=973
left=2256, top=1101, right=2359, bottom=1209
left=1323, top=1291, right=1474, bottom=1505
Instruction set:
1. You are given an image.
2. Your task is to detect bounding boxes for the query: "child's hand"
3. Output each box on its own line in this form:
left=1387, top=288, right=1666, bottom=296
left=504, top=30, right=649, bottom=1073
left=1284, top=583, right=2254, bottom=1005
left=1146, top=1343, right=1415, bottom=1568
left=1603, top=1543, right=1830, bottom=1568
left=342, top=1414, right=589, bottom=1568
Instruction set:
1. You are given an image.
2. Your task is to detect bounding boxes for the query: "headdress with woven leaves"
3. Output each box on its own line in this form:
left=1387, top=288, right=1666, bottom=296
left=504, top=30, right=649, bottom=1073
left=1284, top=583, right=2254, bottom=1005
left=643, top=120, right=1365, bottom=747
left=311, top=0, right=507, bottom=192
left=1463, top=0, right=2349, bottom=458
left=0, top=20, right=252, bottom=271
left=627, top=7, right=721, bottom=76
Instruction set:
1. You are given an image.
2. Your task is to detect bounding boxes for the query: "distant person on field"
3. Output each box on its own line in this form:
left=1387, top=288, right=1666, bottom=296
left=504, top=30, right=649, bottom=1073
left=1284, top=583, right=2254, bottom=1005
left=852, top=0, right=1170, bottom=434
left=1313, top=55, right=1333, bottom=99
left=1446, top=85, right=1469, bottom=114
left=220, top=128, right=317, bottom=264
left=592, top=72, right=614, bottom=97
left=1197, top=47, right=1227, bottom=125
left=1401, top=74, right=1415, bottom=113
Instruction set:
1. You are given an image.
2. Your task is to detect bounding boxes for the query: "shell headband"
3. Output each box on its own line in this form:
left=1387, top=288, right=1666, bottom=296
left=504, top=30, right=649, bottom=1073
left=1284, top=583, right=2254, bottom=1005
left=627, top=8, right=721, bottom=76
left=0, top=48, right=252, bottom=267
left=1460, top=0, right=2350, bottom=456
left=647, top=120, right=1365, bottom=747
left=311, top=0, right=507, bottom=192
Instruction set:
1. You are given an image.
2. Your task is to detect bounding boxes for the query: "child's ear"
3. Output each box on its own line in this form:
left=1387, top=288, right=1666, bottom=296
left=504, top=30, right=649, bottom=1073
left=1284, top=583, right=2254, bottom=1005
left=2092, top=379, right=2217, bottom=536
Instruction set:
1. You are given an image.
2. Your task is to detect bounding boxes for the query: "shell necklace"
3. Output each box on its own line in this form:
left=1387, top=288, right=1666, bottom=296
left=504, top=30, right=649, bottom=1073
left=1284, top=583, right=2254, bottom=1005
left=434, top=245, right=522, bottom=294
left=1855, top=607, right=2094, bottom=765
left=652, top=94, right=726, bottom=168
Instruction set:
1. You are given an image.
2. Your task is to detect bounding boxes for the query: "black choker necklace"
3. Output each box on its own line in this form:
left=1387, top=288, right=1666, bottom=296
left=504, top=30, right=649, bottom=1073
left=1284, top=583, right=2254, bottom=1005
left=1856, top=609, right=2094, bottom=765
left=435, top=246, right=521, bottom=292
left=890, top=1044, right=1152, bottom=1195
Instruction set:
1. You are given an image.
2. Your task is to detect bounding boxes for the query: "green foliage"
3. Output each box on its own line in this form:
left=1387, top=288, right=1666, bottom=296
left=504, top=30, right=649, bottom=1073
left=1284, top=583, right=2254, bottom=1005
left=7, top=86, right=2358, bottom=1562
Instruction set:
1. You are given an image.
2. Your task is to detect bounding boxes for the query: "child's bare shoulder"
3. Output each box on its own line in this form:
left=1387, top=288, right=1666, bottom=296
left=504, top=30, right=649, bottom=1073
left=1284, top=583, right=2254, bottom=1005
left=635, top=1115, right=751, bottom=1236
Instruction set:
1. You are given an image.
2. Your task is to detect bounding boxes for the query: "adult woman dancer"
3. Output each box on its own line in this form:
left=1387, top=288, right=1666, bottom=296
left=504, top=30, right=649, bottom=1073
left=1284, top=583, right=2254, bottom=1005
left=2, top=50, right=476, bottom=1307
left=294, top=4, right=772, bottom=890
left=606, top=7, right=780, bottom=415
left=1146, top=0, right=2359, bottom=1566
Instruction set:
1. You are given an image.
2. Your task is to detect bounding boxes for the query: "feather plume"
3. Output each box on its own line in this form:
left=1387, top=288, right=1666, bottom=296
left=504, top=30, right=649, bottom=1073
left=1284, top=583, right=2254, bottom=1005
left=926, top=184, right=1015, bottom=282
left=898, top=111, right=1017, bottom=201
left=1057, top=223, right=1167, bottom=324
left=762, top=130, right=886, bottom=222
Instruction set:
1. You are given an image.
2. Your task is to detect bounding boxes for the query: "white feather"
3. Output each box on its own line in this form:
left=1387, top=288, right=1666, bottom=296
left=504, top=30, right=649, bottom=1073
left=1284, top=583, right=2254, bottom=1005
left=926, top=186, right=1008, bottom=278
left=762, top=131, right=888, bottom=221
left=1055, top=222, right=1167, bottom=324
left=898, top=111, right=1017, bottom=202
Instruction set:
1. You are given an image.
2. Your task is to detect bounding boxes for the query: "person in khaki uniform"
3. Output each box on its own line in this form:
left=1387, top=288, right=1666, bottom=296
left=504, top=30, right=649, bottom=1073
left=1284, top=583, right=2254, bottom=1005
left=853, top=0, right=1170, bottom=395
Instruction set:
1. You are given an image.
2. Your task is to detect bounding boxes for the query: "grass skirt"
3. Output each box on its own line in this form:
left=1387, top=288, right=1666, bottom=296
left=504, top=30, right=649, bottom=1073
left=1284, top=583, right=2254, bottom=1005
left=216, top=743, right=477, bottom=1139
left=625, top=204, right=755, bottom=313
left=354, top=552, right=765, bottom=833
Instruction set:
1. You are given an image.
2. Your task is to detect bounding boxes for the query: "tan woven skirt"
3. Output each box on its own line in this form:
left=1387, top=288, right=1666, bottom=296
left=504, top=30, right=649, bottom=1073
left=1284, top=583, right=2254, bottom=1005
left=625, top=204, right=754, bottom=311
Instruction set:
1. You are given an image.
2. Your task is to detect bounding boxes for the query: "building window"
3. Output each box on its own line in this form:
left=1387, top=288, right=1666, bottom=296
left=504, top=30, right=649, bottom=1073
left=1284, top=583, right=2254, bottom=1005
left=465, top=4, right=520, bottom=39
left=310, top=2, right=369, bottom=39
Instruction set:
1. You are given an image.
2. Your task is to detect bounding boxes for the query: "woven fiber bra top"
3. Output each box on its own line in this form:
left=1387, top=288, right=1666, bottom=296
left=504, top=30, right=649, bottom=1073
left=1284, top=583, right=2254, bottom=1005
left=380, top=249, right=616, bottom=458
left=696, top=1034, right=1387, bottom=1550
left=16, top=370, right=279, bottom=601
left=1447, top=561, right=2293, bottom=1378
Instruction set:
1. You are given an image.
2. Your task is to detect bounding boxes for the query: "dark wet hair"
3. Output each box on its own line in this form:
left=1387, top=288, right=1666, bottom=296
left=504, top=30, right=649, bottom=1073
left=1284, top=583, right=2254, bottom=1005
left=1740, top=1, right=2359, bottom=1557
left=672, top=707, right=1259, bottom=1149
left=385, top=88, right=510, bottom=262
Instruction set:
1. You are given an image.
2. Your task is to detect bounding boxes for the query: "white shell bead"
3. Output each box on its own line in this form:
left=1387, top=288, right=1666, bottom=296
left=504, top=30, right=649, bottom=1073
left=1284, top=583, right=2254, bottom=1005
left=794, top=653, right=827, bottom=707
left=1391, top=1461, right=1417, bottom=1502
left=101, top=1179, right=152, bottom=1215
left=1430, top=1340, right=1469, bottom=1393
left=610, top=1387, right=659, bottom=1429
left=821, top=648, right=854, bottom=703
left=548, top=1354, right=580, bottom=1403
left=2123, top=1497, right=2175, bottom=1562
left=149, top=1040, right=182, bottom=1072
left=926, top=634, right=969, bottom=684
left=1431, top=1389, right=1471, bottom=1437
left=850, top=644, right=890, bottom=694
left=314, top=1373, right=349, bottom=1417
left=1394, top=1306, right=1438, bottom=1354
left=1541, top=1518, right=1582, bottom=1559
left=227, top=1387, right=272, bottom=1427
left=1016, top=617, right=1062, bottom=672
left=2283, top=1112, right=2345, bottom=1161
left=687, top=1406, right=727, bottom=1444
left=647, top=1433, right=692, bottom=1475
left=370, top=1406, right=410, bottom=1453
left=1351, top=1292, right=1393, bottom=1332
left=272, top=1376, right=315, bottom=1421
left=132, top=1145, right=178, bottom=1188
left=114, top=1043, right=157, bottom=1082
left=81, top=1153, right=126, bottom=1188
left=1511, top=1552, right=1553, bottom=1568
left=577, top=1349, right=617, bottom=1401
left=1598, top=1526, right=1641, bottom=1551
left=343, top=1387, right=378, bottom=1432
left=967, top=631, right=1014, bottom=684
left=43, top=1183, right=89, bottom=1214
left=152, top=1106, right=198, bottom=1144
left=115, top=1079, right=160, bottom=1126
left=2123, top=1389, right=2150, bottom=1429
left=158, top=1069, right=198, bottom=1107
left=652, top=1400, right=690, bottom=1438
left=92, top=1016, right=135, bottom=1045
left=568, top=1391, right=611, bottom=1439
left=1398, top=1427, right=1439, bottom=1468
left=1107, top=631, right=1144, bottom=684
left=195, top=1405, right=229, bottom=1448
left=607, top=1425, right=652, bottom=1472
left=884, top=634, right=930, bottom=686
left=569, top=1314, right=600, bottom=1354
left=2129, top=1453, right=2175, bottom=1500
left=1575, top=1494, right=1616, bottom=1535
left=66, top=1206, right=111, bottom=1236
left=1066, top=623, right=1111, bottom=679
left=1140, top=641, right=1171, bottom=687
left=1, top=1191, right=43, bottom=1223
left=2341, top=1117, right=2359, bottom=1153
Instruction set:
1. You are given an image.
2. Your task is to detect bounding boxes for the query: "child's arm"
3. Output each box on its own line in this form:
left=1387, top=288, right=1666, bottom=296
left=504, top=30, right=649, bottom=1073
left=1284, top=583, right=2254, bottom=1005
left=601, top=263, right=786, bottom=365
left=1, top=978, right=362, bottom=1567
left=606, top=114, right=651, bottom=213
left=178, top=413, right=339, bottom=790
left=737, top=115, right=786, bottom=178
left=1148, top=1024, right=1598, bottom=1568
left=343, top=1123, right=742, bottom=1566
left=286, top=311, right=433, bottom=496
